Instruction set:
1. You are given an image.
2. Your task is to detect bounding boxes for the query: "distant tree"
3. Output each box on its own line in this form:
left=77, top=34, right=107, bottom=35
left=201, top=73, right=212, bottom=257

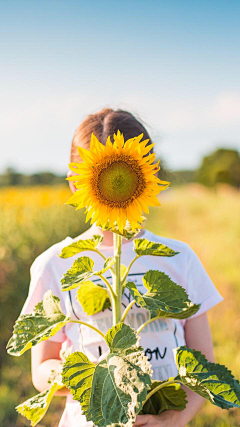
left=0, top=169, right=67, bottom=187
left=1, top=167, right=22, bottom=186
left=158, top=157, right=195, bottom=186
left=195, top=148, right=240, bottom=188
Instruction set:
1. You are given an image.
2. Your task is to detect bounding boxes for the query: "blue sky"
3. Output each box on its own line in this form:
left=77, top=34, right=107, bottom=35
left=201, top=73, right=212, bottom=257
left=1, top=0, right=240, bottom=174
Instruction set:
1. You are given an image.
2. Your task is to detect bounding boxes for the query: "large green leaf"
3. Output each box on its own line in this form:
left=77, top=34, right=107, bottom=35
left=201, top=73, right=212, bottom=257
left=140, top=380, right=187, bottom=415
left=7, top=291, right=70, bottom=356
left=58, top=235, right=103, bottom=258
left=126, top=271, right=200, bottom=319
left=62, top=324, right=152, bottom=427
left=16, top=382, right=63, bottom=427
left=133, top=239, right=179, bottom=257
left=61, top=256, right=115, bottom=291
left=174, top=346, right=240, bottom=410
left=76, top=281, right=111, bottom=315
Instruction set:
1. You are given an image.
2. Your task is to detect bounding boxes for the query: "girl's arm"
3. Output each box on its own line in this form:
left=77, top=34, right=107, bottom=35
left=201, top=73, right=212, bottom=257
left=31, top=340, right=70, bottom=396
left=134, top=312, right=214, bottom=427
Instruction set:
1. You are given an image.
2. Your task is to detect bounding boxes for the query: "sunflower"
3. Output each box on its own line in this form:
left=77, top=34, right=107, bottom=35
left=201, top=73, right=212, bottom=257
left=66, top=131, right=170, bottom=233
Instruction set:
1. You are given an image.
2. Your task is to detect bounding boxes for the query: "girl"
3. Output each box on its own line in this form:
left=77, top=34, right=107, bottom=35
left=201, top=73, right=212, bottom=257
left=21, top=108, right=223, bottom=427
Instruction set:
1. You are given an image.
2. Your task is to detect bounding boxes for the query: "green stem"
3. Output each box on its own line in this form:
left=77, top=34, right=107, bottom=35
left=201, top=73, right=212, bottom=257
left=112, top=233, right=122, bottom=325
left=121, top=255, right=139, bottom=285
left=98, top=274, right=116, bottom=302
left=94, top=249, right=107, bottom=261
left=70, top=320, right=106, bottom=340
left=144, top=379, right=176, bottom=403
left=121, top=300, right=136, bottom=322
left=137, top=316, right=161, bottom=334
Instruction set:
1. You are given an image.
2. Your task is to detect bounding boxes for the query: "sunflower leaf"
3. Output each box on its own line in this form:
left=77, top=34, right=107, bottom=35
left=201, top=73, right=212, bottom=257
left=140, top=381, right=187, bottom=415
left=61, top=256, right=114, bottom=291
left=58, top=235, right=103, bottom=258
left=16, top=381, right=64, bottom=426
left=105, top=323, right=139, bottom=351
left=76, top=281, right=111, bottom=315
left=62, top=324, right=152, bottom=427
left=6, top=291, right=70, bottom=356
left=174, top=346, right=240, bottom=410
left=126, top=271, right=200, bottom=319
left=133, top=239, right=179, bottom=257
left=98, top=256, right=115, bottom=274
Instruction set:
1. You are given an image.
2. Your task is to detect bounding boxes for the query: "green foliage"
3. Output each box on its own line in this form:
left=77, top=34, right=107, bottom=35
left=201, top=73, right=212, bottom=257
left=126, top=271, right=200, bottom=319
left=62, top=352, right=95, bottom=410
left=62, top=324, right=152, bottom=427
left=174, top=347, right=240, bottom=410
left=7, top=291, right=71, bottom=356
left=58, top=235, right=103, bottom=258
left=61, top=256, right=115, bottom=291
left=105, top=323, right=138, bottom=351
left=0, top=168, right=67, bottom=187
left=133, top=239, right=179, bottom=257
left=196, top=148, right=240, bottom=188
left=16, top=382, right=63, bottom=427
left=77, top=281, right=111, bottom=315
left=140, top=381, right=187, bottom=415
left=61, top=256, right=94, bottom=290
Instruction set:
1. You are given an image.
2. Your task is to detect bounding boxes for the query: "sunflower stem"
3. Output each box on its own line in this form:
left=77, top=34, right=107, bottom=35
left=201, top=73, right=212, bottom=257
left=112, top=233, right=122, bottom=325
left=121, top=255, right=139, bottom=285
left=121, top=300, right=136, bottom=322
left=137, top=315, right=161, bottom=334
left=143, top=379, right=176, bottom=403
left=70, top=320, right=106, bottom=340
left=97, top=274, right=116, bottom=302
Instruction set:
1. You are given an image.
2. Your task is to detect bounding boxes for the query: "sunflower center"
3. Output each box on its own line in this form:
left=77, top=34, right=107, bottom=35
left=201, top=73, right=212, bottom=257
left=92, top=155, right=146, bottom=208
left=99, top=162, right=138, bottom=201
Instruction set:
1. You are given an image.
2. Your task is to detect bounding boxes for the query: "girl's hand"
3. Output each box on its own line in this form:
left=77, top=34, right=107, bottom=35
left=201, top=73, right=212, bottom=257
left=134, top=411, right=185, bottom=427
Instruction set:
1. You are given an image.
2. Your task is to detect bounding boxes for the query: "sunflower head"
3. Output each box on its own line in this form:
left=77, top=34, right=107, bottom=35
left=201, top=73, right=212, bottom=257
left=66, top=131, right=170, bottom=234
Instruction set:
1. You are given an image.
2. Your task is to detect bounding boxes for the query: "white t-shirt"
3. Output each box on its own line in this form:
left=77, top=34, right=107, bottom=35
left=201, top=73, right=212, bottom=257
left=21, top=227, right=223, bottom=427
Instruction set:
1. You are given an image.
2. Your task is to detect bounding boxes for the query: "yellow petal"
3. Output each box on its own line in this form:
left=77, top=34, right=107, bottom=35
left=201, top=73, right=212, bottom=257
left=90, top=133, right=105, bottom=154
left=105, top=135, right=113, bottom=148
left=77, top=146, right=94, bottom=163
left=137, top=196, right=150, bottom=215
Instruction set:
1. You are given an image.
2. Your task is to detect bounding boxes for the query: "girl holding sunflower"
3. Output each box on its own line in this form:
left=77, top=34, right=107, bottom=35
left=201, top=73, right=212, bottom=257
left=21, top=108, right=223, bottom=427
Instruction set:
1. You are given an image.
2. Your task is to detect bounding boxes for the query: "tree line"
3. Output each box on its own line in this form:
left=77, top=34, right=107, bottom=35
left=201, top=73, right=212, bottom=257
left=1, top=148, right=239, bottom=188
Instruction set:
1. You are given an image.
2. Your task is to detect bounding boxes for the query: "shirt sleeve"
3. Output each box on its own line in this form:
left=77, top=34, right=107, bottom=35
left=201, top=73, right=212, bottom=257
left=184, top=245, right=223, bottom=320
left=20, top=257, right=67, bottom=343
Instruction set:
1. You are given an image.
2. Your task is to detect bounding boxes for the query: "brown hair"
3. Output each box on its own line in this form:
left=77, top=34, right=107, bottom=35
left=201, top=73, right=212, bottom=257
left=70, top=108, right=153, bottom=163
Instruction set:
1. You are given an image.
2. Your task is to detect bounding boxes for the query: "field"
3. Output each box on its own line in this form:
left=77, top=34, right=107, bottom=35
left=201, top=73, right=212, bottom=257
left=0, top=184, right=240, bottom=426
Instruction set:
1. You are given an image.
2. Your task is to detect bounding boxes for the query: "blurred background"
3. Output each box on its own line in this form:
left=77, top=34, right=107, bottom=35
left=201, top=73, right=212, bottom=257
left=0, top=1, right=240, bottom=426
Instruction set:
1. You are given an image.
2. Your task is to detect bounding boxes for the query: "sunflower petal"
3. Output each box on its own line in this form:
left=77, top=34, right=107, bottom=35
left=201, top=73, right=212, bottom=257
left=77, top=146, right=94, bottom=163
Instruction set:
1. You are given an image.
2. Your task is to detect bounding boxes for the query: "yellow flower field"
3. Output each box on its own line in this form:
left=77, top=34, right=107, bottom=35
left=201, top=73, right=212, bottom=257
left=1, top=184, right=240, bottom=426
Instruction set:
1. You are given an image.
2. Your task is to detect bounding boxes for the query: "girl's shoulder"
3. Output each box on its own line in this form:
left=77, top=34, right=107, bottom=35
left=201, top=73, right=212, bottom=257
left=145, top=229, right=192, bottom=255
left=30, top=236, right=73, bottom=276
